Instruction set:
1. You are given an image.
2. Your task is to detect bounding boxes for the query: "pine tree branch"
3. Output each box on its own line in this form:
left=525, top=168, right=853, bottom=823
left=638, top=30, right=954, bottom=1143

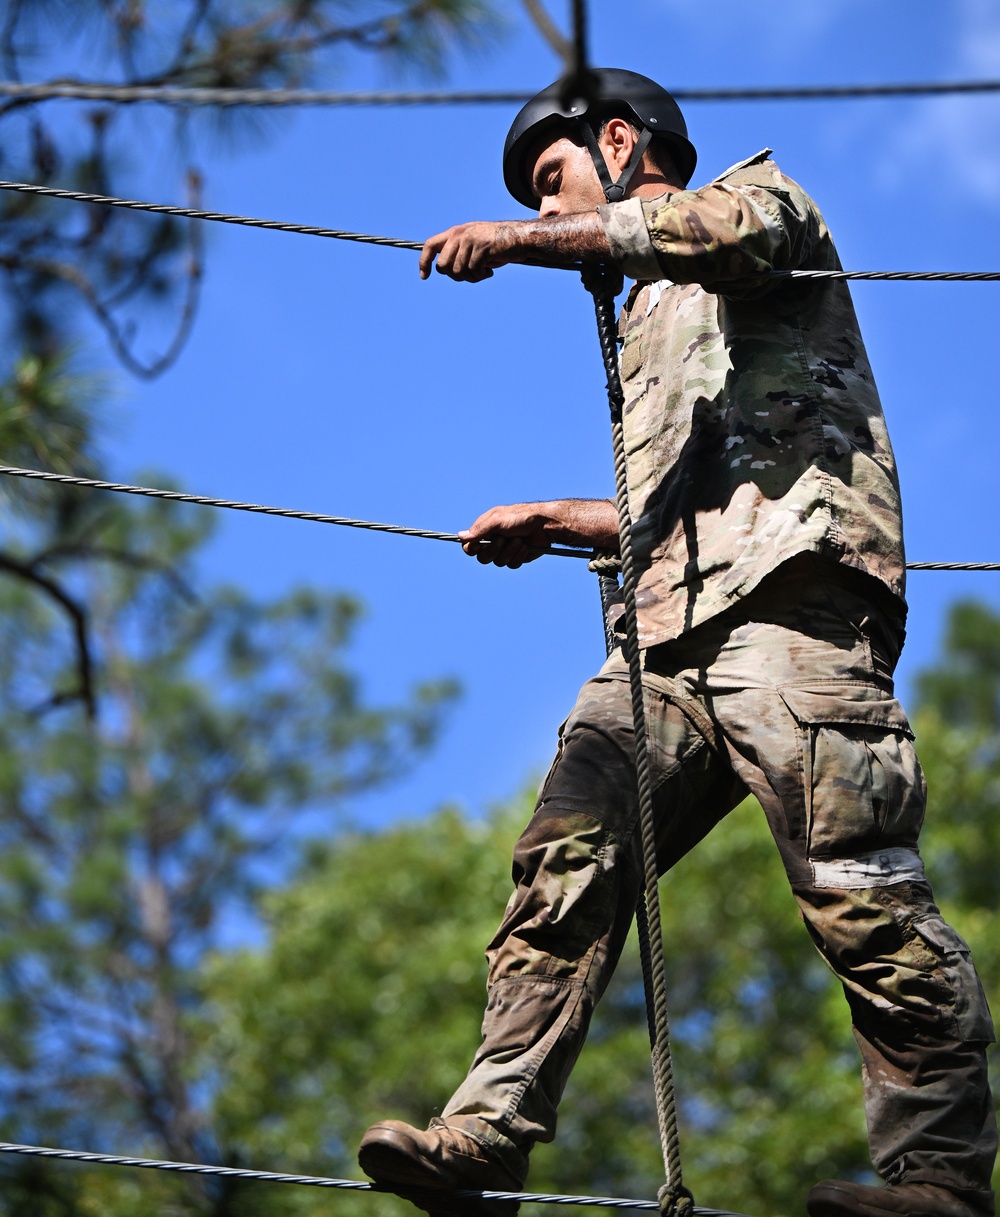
left=0, top=550, right=95, bottom=717
left=521, top=0, right=570, bottom=59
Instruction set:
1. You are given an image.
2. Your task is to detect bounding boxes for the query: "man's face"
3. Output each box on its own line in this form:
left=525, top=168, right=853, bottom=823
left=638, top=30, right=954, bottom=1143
left=527, top=133, right=610, bottom=217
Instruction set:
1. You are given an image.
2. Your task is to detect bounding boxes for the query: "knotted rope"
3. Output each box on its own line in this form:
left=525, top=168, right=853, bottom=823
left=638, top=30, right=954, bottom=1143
left=581, top=263, right=692, bottom=1217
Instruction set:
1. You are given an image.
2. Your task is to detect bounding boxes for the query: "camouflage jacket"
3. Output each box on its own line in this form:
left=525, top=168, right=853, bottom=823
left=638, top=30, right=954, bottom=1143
left=596, top=149, right=906, bottom=648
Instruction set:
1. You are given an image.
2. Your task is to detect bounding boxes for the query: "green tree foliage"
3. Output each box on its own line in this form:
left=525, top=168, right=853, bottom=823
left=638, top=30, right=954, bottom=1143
left=199, top=600, right=1000, bottom=1217
left=0, top=0, right=508, bottom=720
left=0, top=490, right=457, bottom=1215
left=0, top=0, right=503, bottom=375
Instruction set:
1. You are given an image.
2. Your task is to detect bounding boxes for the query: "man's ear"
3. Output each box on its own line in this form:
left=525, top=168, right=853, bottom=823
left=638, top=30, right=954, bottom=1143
left=599, top=118, right=636, bottom=173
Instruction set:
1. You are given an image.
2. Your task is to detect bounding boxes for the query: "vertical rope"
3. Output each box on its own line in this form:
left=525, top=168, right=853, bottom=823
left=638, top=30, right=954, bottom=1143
left=597, top=571, right=621, bottom=658
left=558, top=0, right=597, bottom=111
left=581, top=265, right=693, bottom=1217
left=570, top=0, right=588, bottom=87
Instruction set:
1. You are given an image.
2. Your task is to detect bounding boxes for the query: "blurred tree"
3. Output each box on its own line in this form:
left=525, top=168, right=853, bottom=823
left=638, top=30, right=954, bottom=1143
left=0, top=0, right=510, bottom=715
left=199, top=599, right=1000, bottom=1217
left=0, top=0, right=504, bottom=375
left=0, top=489, right=457, bottom=1214
left=0, top=351, right=107, bottom=714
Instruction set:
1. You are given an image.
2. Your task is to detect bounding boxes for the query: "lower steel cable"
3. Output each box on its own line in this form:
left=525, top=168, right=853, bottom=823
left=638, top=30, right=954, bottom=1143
left=0, top=465, right=995, bottom=572
left=0, top=1141, right=753, bottom=1216
left=0, top=464, right=594, bottom=562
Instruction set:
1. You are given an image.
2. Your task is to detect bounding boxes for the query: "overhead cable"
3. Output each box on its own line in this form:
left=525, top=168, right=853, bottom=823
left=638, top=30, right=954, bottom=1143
left=2, top=79, right=1000, bottom=106
left=4, top=180, right=1000, bottom=284
left=0, top=466, right=994, bottom=573
left=0, top=1139, right=752, bottom=1214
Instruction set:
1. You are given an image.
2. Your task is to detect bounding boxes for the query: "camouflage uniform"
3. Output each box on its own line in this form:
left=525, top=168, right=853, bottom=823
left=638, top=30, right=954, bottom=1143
left=439, top=154, right=997, bottom=1206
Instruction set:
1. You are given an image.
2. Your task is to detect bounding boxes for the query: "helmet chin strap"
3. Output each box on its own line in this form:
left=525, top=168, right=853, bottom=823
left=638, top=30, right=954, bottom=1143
left=579, top=121, right=653, bottom=203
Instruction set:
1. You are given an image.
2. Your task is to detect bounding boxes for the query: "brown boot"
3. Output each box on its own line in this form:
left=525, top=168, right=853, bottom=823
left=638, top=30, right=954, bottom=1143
left=358, top=1118, right=524, bottom=1217
left=808, top=1181, right=994, bottom=1217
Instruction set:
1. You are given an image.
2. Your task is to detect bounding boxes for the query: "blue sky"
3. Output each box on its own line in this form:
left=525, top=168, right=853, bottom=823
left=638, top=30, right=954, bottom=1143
left=76, top=0, right=1000, bottom=827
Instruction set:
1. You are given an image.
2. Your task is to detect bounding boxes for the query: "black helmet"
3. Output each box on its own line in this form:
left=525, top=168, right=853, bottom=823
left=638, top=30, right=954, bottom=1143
left=502, top=67, right=697, bottom=211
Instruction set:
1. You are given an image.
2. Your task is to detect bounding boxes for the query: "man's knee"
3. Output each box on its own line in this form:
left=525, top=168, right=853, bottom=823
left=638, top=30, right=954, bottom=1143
left=535, top=719, right=638, bottom=841
left=490, top=804, right=637, bottom=985
left=794, top=882, right=995, bottom=1043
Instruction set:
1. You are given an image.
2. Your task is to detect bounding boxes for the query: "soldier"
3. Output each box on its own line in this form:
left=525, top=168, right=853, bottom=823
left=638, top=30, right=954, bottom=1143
left=358, top=70, right=997, bottom=1217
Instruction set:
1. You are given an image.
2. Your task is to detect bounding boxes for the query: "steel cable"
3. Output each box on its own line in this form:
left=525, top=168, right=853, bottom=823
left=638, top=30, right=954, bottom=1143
left=0, top=57, right=995, bottom=1212
left=3, top=80, right=1000, bottom=106
left=778, top=269, right=1000, bottom=282
left=905, top=561, right=1000, bottom=570
left=0, top=1140, right=755, bottom=1214
left=0, top=464, right=599, bottom=563
left=0, top=467, right=994, bottom=573
left=0, top=180, right=422, bottom=250
left=591, top=556, right=1000, bottom=574
left=5, top=179, right=1000, bottom=283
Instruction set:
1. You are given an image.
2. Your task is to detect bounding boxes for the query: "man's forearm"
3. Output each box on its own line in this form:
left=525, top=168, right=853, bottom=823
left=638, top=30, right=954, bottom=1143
left=498, top=212, right=611, bottom=266
left=539, top=498, right=619, bottom=550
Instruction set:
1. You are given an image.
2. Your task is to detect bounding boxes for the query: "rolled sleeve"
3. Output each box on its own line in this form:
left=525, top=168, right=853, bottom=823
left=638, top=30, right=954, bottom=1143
left=597, top=197, right=665, bottom=281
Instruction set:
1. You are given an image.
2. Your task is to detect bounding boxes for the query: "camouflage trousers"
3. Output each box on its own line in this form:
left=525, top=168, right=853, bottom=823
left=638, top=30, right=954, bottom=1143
left=441, top=561, right=997, bottom=1205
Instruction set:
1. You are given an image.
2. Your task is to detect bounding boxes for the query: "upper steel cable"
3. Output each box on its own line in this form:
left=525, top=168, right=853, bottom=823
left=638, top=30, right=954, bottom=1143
left=3, top=80, right=1000, bottom=106
left=4, top=179, right=1000, bottom=282
left=0, top=180, right=422, bottom=250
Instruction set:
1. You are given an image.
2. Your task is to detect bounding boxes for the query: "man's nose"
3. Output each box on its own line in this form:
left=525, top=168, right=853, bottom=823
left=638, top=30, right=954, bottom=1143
left=538, top=198, right=561, bottom=219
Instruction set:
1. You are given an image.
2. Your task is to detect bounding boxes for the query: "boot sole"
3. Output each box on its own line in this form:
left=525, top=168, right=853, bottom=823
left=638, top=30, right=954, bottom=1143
left=807, top=1182, right=984, bottom=1217
left=808, top=1183, right=899, bottom=1217
left=359, top=1135, right=519, bottom=1217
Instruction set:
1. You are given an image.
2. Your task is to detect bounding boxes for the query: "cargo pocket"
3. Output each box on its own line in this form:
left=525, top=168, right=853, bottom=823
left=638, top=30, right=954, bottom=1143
left=910, top=914, right=996, bottom=1042
left=780, top=686, right=925, bottom=861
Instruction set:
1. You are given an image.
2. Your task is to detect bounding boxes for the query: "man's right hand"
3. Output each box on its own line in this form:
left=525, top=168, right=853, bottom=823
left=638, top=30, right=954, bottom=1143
left=458, top=499, right=619, bottom=569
